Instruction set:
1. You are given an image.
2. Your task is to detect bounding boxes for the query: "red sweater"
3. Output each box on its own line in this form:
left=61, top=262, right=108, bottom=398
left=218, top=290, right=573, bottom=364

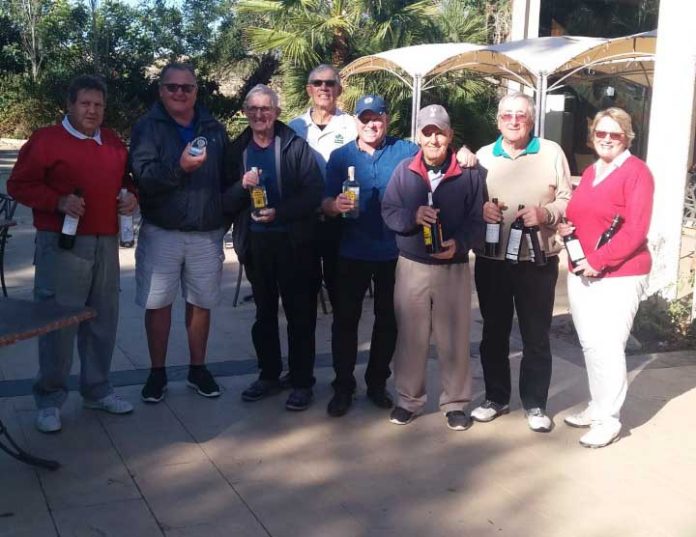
left=566, top=155, right=653, bottom=277
left=8, top=124, right=131, bottom=235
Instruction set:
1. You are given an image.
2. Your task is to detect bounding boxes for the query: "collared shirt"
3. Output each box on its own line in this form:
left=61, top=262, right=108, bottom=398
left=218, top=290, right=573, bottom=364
left=326, top=136, right=417, bottom=261
left=592, top=149, right=632, bottom=186
left=289, top=108, right=357, bottom=176
left=61, top=115, right=102, bottom=145
left=491, top=135, right=540, bottom=159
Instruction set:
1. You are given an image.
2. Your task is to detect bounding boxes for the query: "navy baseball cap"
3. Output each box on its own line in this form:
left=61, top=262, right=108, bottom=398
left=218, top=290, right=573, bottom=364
left=355, top=95, right=387, bottom=117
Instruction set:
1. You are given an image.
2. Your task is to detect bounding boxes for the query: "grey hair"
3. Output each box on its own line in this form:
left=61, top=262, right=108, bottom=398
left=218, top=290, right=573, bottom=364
left=243, top=84, right=280, bottom=109
left=498, top=91, right=536, bottom=123
left=307, top=64, right=341, bottom=85
left=159, top=62, right=197, bottom=84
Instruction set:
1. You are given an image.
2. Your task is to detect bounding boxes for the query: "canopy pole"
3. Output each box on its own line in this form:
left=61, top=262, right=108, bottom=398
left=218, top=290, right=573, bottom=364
left=410, top=75, right=421, bottom=141
left=533, top=74, right=542, bottom=137
left=538, top=74, right=548, bottom=138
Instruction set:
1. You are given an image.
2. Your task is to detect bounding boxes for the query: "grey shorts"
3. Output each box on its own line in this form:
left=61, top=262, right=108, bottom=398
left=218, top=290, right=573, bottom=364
left=135, top=222, right=225, bottom=309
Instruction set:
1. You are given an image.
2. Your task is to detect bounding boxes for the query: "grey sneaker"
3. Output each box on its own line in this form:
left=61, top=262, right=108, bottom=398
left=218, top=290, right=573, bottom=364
left=564, top=407, right=592, bottom=428
left=526, top=407, right=553, bottom=433
left=471, top=400, right=510, bottom=423
left=389, top=406, right=415, bottom=425
left=84, top=393, right=134, bottom=415
left=445, top=410, right=472, bottom=431
left=35, top=407, right=62, bottom=433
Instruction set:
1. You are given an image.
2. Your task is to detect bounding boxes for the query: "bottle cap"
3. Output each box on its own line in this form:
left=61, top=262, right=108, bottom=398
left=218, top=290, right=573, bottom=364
left=188, top=136, right=207, bottom=156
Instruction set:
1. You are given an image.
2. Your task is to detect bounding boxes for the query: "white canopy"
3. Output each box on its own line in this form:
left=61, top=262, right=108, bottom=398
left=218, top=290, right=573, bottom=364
left=340, top=31, right=656, bottom=138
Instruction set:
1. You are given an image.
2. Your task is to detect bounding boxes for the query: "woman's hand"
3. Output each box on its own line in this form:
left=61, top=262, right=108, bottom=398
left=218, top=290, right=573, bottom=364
left=557, top=220, right=574, bottom=237
left=572, top=258, right=600, bottom=278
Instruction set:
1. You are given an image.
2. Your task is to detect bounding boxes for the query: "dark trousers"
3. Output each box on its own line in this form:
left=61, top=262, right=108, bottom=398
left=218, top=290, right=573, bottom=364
left=315, top=219, right=341, bottom=309
left=474, top=255, right=559, bottom=410
left=331, top=256, right=397, bottom=393
left=247, top=232, right=319, bottom=389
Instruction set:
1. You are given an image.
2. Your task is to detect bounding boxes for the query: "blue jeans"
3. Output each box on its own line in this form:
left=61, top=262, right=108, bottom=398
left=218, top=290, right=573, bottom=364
left=33, top=231, right=120, bottom=408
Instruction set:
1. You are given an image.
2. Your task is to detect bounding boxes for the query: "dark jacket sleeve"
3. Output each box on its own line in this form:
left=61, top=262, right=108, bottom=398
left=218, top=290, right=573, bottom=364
left=452, top=166, right=486, bottom=253
left=274, top=137, right=323, bottom=223
left=129, top=119, right=188, bottom=197
left=221, top=136, right=251, bottom=220
left=382, top=160, right=420, bottom=236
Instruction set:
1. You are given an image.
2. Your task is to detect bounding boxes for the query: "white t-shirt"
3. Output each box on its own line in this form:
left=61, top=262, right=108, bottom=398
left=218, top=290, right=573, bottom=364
left=289, top=108, right=357, bottom=177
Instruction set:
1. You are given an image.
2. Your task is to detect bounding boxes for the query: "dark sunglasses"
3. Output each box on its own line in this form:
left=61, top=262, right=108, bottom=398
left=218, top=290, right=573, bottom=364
left=594, top=130, right=624, bottom=141
left=162, top=83, right=197, bottom=94
left=309, top=79, right=338, bottom=88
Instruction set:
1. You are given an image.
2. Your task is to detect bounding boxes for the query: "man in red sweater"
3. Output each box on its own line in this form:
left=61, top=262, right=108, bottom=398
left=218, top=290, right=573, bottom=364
left=8, top=75, right=138, bottom=433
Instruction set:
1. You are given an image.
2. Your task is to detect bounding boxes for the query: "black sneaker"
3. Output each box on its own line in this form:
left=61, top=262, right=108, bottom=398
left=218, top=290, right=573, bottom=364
left=285, top=388, right=314, bottom=411
left=187, top=367, right=221, bottom=398
left=445, top=410, right=472, bottom=431
left=279, top=372, right=292, bottom=390
left=327, top=391, right=353, bottom=417
left=366, top=388, right=394, bottom=409
left=389, top=406, right=415, bottom=425
left=241, top=379, right=282, bottom=402
left=141, top=371, right=167, bottom=403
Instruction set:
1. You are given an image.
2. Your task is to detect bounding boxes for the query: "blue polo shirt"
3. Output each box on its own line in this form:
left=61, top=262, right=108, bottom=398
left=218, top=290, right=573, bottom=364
left=326, top=136, right=417, bottom=261
left=247, top=139, right=287, bottom=232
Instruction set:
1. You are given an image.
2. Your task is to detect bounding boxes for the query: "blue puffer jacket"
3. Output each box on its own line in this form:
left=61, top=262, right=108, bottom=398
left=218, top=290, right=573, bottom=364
left=129, top=102, right=233, bottom=231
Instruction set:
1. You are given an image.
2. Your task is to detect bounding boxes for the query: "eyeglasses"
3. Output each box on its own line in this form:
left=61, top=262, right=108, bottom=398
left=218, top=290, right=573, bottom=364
left=309, top=79, right=338, bottom=88
left=499, top=112, right=528, bottom=122
left=245, top=106, right=274, bottom=115
left=594, top=130, right=624, bottom=141
left=162, top=83, right=197, bottom=94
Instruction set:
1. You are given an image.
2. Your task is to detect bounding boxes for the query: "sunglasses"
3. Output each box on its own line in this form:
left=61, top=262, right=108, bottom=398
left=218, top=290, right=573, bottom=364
left=594, top=130, right=624, bottom=141
left=499, top=112, right=528, bottom=122
left=309, top=79, right=338, bottom=88
left=162, top=83, right=197, bottom=94
left=245, top=106, right=275, bottom=115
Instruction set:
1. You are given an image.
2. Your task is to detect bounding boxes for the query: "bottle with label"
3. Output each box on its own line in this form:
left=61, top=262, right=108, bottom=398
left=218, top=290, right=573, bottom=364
left=595, top=214, right=623, bottom=250
left=249, top=167, right=268, bottom=216
left=119, top=188, right=135, bottom=248
left=342, top=165, right=360, bottom=219
left=524, top=223, right=547, bottom=266
left=423, top=191, right=443, bottom=254
left=505, top=204, right=525, bottom=263
left=484, top=197, right=501, bottom=257
left=59, top=188, right=83, bottom=250
left=561, top=217, right=586, bottom=269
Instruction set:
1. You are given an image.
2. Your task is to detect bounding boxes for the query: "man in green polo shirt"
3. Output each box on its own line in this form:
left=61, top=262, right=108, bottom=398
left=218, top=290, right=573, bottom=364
left=471, top=91, right=572, bottom=433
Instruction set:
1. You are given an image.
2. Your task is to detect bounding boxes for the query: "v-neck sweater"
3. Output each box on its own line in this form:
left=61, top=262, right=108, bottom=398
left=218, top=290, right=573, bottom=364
left=566, top=155, right=653, bottom=277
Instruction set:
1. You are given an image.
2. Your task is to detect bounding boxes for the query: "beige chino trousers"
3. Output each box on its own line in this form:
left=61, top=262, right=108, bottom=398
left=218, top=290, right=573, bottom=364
left=392, top=256, right=473, bottom=414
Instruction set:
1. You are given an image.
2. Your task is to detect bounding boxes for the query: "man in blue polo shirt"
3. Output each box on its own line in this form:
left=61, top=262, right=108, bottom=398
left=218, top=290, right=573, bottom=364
left=321, top=95, right=417, bottom=417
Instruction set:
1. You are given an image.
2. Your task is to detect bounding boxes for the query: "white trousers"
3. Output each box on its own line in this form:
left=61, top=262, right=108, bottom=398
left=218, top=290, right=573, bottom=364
left=567, top=272, right=648, bottom=427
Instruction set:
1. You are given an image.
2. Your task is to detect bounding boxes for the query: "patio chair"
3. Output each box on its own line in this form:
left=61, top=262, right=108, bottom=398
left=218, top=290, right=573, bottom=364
left=0, top=193, right=18, bottom=297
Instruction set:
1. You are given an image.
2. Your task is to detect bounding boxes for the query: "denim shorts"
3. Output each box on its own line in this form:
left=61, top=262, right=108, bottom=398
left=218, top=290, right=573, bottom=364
left=135, top=222, right=225, bottom=309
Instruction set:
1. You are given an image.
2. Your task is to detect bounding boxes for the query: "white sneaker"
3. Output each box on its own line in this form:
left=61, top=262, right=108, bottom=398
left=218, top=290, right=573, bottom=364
left=564, top=407, right=592, bottom=428
left=579, top=422, right=621, bottom=448
left=471, top=400, right=510, bottom=423
left=35, top=407, right=62, bottom=433
left=83, top=393, right=134, bottom=415
left=526, top=407, right=553, bottom=432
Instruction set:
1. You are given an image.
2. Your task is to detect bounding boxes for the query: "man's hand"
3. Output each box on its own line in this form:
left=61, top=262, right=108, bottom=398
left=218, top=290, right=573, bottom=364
left=431, top=239, right=456, bottom=260
left=118, top=191, right=138, bottom=216
left=516, top=205, right=546, bottom=227
left=455, top=146, right=477, bottom=168
left=179, top=144, right=206, bottom=173
left=482, top=200, right=504, bottom=224
left=415, top=205, right=439, bottom=226
left=242, top=169, right=260, bottom=190
left=332, top=193, right=355, bottom=215
left=58, top=193, right=85, bottom=218
left=571, top=258, right=600, bottom=278
left=251, top=207, right=276, bottom=223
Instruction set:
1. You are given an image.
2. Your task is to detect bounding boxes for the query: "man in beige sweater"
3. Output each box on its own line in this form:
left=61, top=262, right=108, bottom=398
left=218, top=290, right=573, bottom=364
left=472, top=92, right=571, bottom=433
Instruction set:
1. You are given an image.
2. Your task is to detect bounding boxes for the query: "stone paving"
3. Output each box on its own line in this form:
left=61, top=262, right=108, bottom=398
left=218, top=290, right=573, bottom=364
left=1, top=147, right=696, bottom=537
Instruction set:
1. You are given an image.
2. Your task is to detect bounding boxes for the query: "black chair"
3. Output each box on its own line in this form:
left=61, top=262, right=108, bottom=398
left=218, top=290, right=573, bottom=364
left=0, top=193, right=18, bottom=297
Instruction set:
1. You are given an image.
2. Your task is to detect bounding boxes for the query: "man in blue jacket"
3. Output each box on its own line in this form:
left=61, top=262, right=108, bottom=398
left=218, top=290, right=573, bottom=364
left=382, top=104, right=486, bottom=430
left=130, top=63, right=232, bottom=403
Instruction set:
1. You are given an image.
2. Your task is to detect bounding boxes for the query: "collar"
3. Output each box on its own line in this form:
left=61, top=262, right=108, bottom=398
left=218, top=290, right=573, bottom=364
left=62, top=116, right=102, bottom=145
left=306, top=107, right=347, bottom=128
left=599, top=148, right=632, bottom=169
left=355, top=136, right=387, bottom=154
left=407, top=149, right=462, bottom=187
left=492, top=135, right=539, bottom=159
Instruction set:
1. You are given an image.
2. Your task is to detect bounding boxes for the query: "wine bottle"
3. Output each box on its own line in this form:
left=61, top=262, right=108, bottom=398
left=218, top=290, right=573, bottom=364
left=342, top=166, right=360, bottom=219
left=119, top=188, right=135, bottom=248
left=525, top=224, right=547, bottom=266
left=561, top=217, right=586, bottom=269
left=59, top=188, right=83, bottom=250
left=595, top=214, right=623, bottom=250
left=505, top=204, right=525, bottom=263
left=249, top=167, right=268, bottom=217
left=484, top=197, right=501, bottom=257
left=423, top=191, right=443, bottom=254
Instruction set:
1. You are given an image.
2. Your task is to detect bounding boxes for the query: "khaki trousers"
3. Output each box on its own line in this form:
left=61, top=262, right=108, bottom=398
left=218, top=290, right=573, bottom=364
left=392, top=256, right=473, bottom=413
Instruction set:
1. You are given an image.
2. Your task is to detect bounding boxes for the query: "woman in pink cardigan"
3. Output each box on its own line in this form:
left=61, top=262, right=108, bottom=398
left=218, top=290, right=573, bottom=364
left=558, top=107, right=653, bottom=448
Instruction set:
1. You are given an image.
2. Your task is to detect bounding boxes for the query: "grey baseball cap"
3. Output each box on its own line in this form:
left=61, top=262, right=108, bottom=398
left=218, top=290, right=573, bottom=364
left=417, top=104, right=451, bottom=131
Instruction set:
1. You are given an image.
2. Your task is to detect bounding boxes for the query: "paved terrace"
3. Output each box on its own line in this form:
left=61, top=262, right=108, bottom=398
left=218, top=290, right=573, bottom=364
left=1, top=144, right=695, bottom=537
